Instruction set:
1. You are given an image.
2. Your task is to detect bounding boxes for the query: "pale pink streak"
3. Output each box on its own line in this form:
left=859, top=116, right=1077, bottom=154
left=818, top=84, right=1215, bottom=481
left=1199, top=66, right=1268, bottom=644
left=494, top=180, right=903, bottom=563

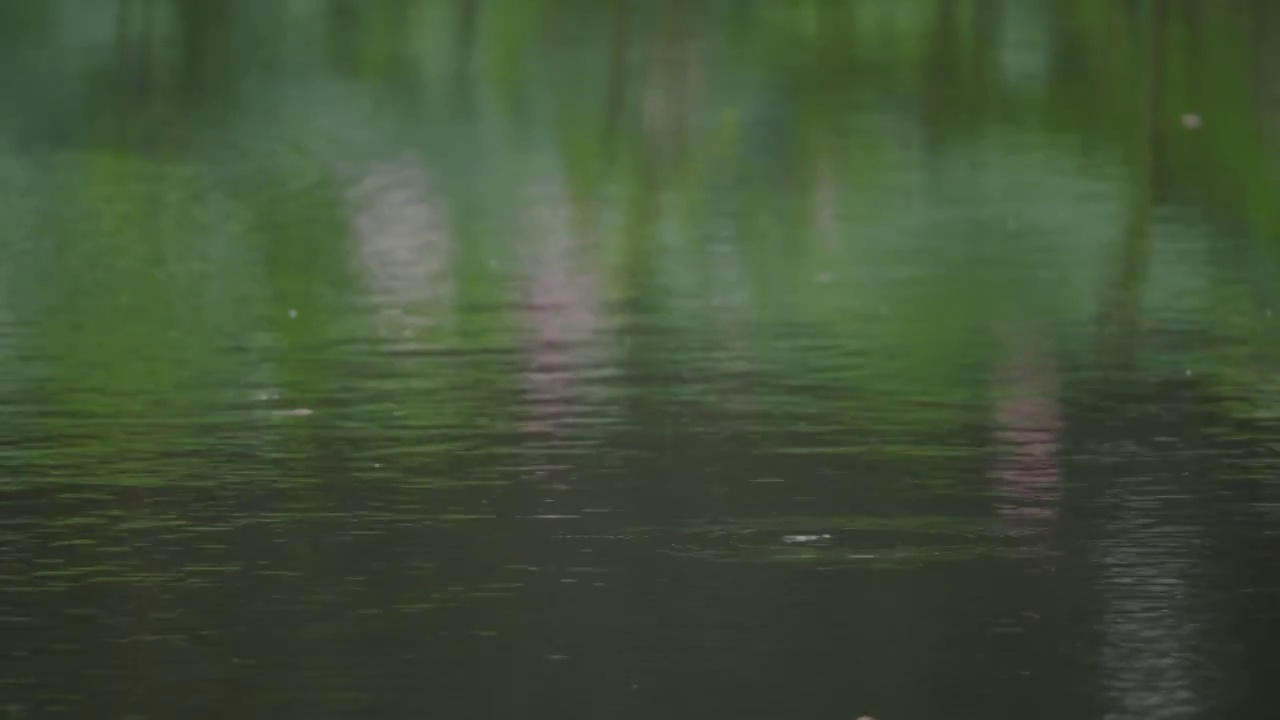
left=990, top=331, right=1062, bottom=533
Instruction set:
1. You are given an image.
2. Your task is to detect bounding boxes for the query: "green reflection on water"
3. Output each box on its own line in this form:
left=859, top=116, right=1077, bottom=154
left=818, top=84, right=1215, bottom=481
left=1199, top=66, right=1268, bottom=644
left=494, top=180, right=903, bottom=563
left=4, top=3, right=1280, bottom=717
left=1, top=1, right=1279, bottom=452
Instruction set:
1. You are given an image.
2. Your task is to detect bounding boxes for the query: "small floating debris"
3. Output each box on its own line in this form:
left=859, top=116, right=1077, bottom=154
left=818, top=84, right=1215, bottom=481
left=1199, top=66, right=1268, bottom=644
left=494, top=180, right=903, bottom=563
left=781, top=533, right=833, bottom=544
left=287, top=308, right=298, bottom=318
left=271, top=408, right=314, bottom=417
left=1181, top=113, right=1202, bottom=129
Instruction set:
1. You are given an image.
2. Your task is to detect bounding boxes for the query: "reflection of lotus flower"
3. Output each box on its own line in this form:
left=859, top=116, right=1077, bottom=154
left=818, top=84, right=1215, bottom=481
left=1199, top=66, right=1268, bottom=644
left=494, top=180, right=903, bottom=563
left=346, top=154, right=453, bottom=334
left=519, top=176, right=602, bottom=438
left=990, top=329, right=1061, bottom=535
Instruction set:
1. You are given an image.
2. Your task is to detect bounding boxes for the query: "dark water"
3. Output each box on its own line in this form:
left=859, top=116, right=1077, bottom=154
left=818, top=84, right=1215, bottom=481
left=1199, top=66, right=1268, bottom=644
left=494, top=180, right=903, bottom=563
left=4, top=1, right=1280, bottom=718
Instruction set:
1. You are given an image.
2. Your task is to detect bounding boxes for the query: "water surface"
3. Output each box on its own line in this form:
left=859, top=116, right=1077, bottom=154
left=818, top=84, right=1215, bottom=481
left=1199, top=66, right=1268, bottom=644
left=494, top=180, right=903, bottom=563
left=4, top=2, right=1280, bottom=718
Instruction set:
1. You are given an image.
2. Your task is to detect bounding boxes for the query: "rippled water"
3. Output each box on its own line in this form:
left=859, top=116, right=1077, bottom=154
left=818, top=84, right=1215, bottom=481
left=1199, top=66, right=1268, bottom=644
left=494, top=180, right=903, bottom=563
left=4, top=1, right=1280, bottom=718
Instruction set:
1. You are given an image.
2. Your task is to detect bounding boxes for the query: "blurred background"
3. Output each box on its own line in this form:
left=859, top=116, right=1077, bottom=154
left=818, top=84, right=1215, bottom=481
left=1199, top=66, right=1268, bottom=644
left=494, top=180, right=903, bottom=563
left=3, top=1, right=1280, bottom=718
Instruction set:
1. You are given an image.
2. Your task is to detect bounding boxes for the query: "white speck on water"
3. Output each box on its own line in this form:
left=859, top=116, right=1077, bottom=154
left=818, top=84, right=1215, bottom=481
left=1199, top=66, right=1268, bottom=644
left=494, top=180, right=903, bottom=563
left=1181, top=113, right=1202, bottom=128
left=782, top=534, right=832, bottom=544
left=287, top=309, right=298, bottom=318
left=1185, top=369, right=1192, bottom=376
left=271, top=408, right=313, bottom=417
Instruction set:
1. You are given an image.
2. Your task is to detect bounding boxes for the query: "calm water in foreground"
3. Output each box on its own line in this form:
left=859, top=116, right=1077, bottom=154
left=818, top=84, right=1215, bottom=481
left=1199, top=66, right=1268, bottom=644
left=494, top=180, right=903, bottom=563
left=4, top=2, right=1280, bottom=718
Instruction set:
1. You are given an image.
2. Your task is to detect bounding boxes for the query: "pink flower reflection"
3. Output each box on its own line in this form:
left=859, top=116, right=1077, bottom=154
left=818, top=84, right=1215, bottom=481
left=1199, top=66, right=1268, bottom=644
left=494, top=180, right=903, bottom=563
left=345, top=154, right=453, bottom=335
left=518, top=189, right=603, bottom=440
left=990, top=333, right=1061, bottom=535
